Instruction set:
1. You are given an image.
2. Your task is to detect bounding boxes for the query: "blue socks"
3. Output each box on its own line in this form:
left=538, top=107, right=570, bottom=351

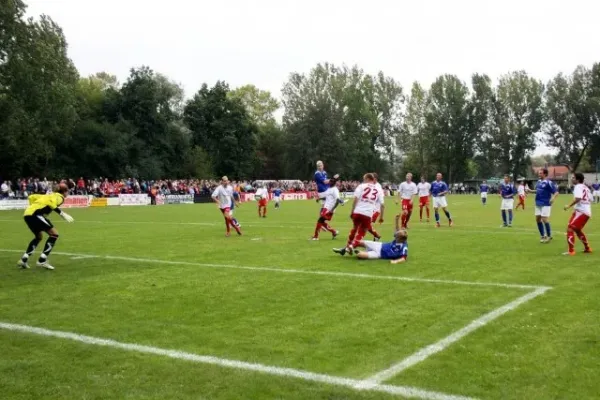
left=502, top=210, right=507, bottom=225
left=508, top=210, right=513, bottom=224
left=444, top=210, right=451, bottom=220
left=537, top=221, right=545, bottom=237
left=482, top=198, right=487, bottom=205
left=545, top=222, right=551, bottom=238
left=435, top=211, right=440, bottom=223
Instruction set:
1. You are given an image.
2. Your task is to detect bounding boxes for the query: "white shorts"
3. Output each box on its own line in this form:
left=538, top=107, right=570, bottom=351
left=481, top=192, right=488, bottom=199
left=274, top=196, right=281, bottom=202
left=535, top=206, right=552, bottom=217
left=433, top=196, right=448, bottom=208
left=318, top=192, right=327, bottom=200
left=362, top=241, right=382, bottom=259
left=593, top=191, right=600, bottom=197
left=501, top=199, right=514, bottom=210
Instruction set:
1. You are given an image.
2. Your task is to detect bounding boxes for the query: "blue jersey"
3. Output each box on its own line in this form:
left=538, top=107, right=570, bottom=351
left=431, top=181, right=448, bottom=197
left=535, top=179, right=557, bottom=207
left=314, top=170, right=328, bottom=193
left=273, top=189, right=282, bottom=197
left=499, top=183, right=515, bottom=198
left=380, top=241, right=408, bottom=260
left=592, top=183, right=600, bottom=191
left=480, top=184, right=489, bottom=193
left=231, top=191, right=240, bottom=209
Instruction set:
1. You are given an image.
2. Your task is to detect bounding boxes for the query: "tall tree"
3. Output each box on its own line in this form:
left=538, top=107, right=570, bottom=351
left=402, top=82, right=431, bottom=177
left=229, top=84, right=280, bottom=127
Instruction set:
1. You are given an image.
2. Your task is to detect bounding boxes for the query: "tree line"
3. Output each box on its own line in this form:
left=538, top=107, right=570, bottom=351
left=2, top=0, right=600, bottom=182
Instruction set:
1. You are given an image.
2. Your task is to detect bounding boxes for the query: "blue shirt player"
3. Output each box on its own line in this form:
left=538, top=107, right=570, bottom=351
left=350, top=228, right=408, bottom=264
left=230, top=191, right=241, bottom=228
left=431, top=173, right=453, bottom=227
left=592, top=181, right=600, bottom=204
left=499, top=175, right=516, bottom=227
left=527, top=168, right=559, bottom=243
left=273, top=188, right=282, bottom=209
left=479, top=180, right=489, bottom=205
left=314, top=160, right=329, bottom=201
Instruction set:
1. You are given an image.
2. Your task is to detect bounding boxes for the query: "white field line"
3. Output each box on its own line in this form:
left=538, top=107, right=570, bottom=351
left=362, top=287, right=551, bottom=385
left=0, top=321, right=476, bottom=400
left=0, top=249, right=549, bottom=290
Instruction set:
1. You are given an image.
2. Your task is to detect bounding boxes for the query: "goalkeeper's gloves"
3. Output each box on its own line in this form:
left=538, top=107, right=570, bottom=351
left=60, top=212, right=74, bottom=223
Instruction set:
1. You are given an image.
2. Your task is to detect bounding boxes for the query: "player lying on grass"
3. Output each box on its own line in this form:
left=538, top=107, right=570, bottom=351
left=17, top=183, right=74, bottom=270
left=333, top=215, right=408, bottom=264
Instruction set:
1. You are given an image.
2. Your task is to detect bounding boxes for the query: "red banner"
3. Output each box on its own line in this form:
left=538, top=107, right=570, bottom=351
left=240, top=191, right=311, bottom=202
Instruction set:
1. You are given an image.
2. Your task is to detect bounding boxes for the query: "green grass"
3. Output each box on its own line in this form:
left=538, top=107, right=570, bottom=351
left=0, top=196, right=599, bottom=399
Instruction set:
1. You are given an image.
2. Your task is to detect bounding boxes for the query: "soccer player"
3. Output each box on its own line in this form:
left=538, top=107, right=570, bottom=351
left=312, top=179, right=342, bottom=240
left=526, top=168, right=558, bottom=243
left=212, top=176, right=242, bottom=237
left=255, top=185, right=269, bottom=218
left=230, top=191, right=241, bottom=228
left=17, top=183, right=74, bottom=270
left=431, top=173, right=453, bottom=227
left=516, top=180, right=527, bottom=210
left=417, top=176, right=431, bottom=222
left=592, top=180, right=600, bottom=204
left=480, top=180, right=489, bottom=206
left=398, top=173, right=417, bottom=229
left=273, top=187, right=282, bottom=209
left=368, top=173, right=383, bottom=241
left=341, top=224, right=408, bottom=264
left=314, top=160, right=330, bottom=202
left=333, top=173, right=384, bottom=255
left=499, top=175, right=516, bottom=227
left=563, top=173, right=593, bottom=255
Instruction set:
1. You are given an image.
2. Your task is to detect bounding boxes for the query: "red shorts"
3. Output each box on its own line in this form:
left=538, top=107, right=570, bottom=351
left=402, top=199, right=413, bottom=212
left=351, top=213, right=373, bottom=231
left=419, top=196, right=429, bottom=206
left=568, top=211, right=590, bottom=231
left=518, top=195, right=525, bottom=202
left=371, top=211, right=381, bottom=223
left=320, top=208, right=334, bottom=221
left=258, top=198, right=268, bottom=207
left=220, top=207, right=231, bottom=214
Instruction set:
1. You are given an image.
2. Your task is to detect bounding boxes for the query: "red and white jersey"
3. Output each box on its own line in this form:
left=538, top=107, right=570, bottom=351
left=323, top=186, right=340, bottom=212
left=373, top=182, right=384, bottom=212
left=399, top=181, right=418, bottom=200
left=353, top=183, right=384, bottom=217
left=212, top=184, right=234, bottom=209
left=255, top=188, right=268, bottom=199
left=518, top=185, right=526, bottom=196
left=573, top=183, right=592, bottom=216
left=417, top=182, right=431, bottom=197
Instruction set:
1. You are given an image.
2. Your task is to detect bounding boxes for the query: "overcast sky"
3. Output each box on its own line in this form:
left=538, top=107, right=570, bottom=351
left=26, top=0, right=600, bottom=154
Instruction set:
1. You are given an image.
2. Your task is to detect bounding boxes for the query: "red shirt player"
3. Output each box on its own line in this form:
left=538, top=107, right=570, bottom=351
left=333, top=173, right=384, bottom=256
left=398, top=173, right=418, bottom=229
left=563, top=172, right=592, bottom=256
left=255, top=186, right=269, bottom=218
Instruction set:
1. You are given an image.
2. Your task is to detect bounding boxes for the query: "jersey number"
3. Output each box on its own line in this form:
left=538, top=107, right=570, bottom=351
left=362, top=188, right=379, bottom=201
left=582, top=190, right=589, bottom=201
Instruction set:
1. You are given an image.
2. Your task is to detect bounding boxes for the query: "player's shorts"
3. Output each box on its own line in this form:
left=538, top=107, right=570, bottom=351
left=568, top=211, right=590, bottom=231
left=362, top=240, right=382, bottom=259
left=320, top=208, right=334, bottom=221
left=593, top=190, right=600, bottom=197
left=258, top=198, right=268, bottom=207
left=371, top=211, right=381, bottom=223
left=419, top=196, right=429, bottom=206
left=318, top=191, right=327, bottom=200
left=433, top=196, right=448, bottom=208
left=401, top=199, right=413, bottom=212
left=534, top=206, right=551, bottom=217
left=481, top=192, right=488, bottom=199
left=501, top=199, right=514, bottom=210
left=518, top=194, right=526, bottom=202
left=24, top=215, right=53, bottom=234
left=220, top=207, right=231, bottom=215
left=351, top=213, right=373, bottom=232
left=273, top=196, right=281, bottom=202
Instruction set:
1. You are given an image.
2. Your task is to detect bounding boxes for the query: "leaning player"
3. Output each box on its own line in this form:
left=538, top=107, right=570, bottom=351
left=592, top=180, right=600, bottom=204
left=431, top=173, right=453, bottom=227
left=499, top=175, right=516, bottom=227
left=367, top=173, right=383, bottom=241
left=345, top=225, right=408, bottom=264
left=273, top=186, right=282, bottom=209
left=255, top=185, right=269, bottom=218
left=480, top=180, right=489, bottom=206
left=212, top=176, right=242, bottom=236
left=17, top=182, right=74, bottom=270
left=398, top=173, right=417, bottom=229
left=563, top=173, right=592, bottom=255
left=314, top=160, right=329, bottom=202
left=526, top=168, right=558, bottom=243
left=332, top=173, right=383, bottom=255
left=417, top=176, right=431, bottom=222
left=312, top=179, right=342, bottom=240
left=516, top=180, right=527, bottom=210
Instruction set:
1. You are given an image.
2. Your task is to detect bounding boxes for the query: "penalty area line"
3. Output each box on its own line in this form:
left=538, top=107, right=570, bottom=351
left=0, top=321, right=477, bottom=400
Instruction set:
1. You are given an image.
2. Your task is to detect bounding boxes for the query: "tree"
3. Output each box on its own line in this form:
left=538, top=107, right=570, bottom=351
left=229, top=84, right=280, bottom=127
left=425, top=75, right=474, bottom=183
left=402, top=82, right=431, bottom=177
left=545, top=66, right=600, bottom=172
left=184, top=81, right=258, bottom=178
left=493, top=71, right=544, bottom=179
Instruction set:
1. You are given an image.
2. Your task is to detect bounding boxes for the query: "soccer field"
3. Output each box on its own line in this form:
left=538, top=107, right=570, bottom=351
left=0, top=196, right=599, bottom=400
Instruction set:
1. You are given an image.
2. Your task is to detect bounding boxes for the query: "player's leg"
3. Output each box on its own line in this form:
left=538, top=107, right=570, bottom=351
left=541, top=207, right=552, bottom=242
left=37, top=226, right=60, bottom=270
left=224, top=209, right=241, bottom=236
left=419, top=202, right=423, bottom=221
left=18, top=216, right=44, bottom=269
left=321, top=213, right=338, bottom=237
left=425, top=200, right=430, bottom=222
left=351, top=216, right=370, bottom=249
left=535, top=211, right=546, bottom=241
left=405, top=203, right=414, bottom=228
left=434, top=204, right=440, bottom=227
left=262, top=200, right=268, bottom=217
left=569, top=212, right=591, bottom=253
left=368, top=212, right=381, bottom=240
left=355, top=240, right=382, bottom=259
left=442, top=199, right=452, bottom=225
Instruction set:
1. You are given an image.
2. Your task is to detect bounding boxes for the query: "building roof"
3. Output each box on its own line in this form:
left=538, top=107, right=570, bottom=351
left=532, top=165, right=570, bottom=179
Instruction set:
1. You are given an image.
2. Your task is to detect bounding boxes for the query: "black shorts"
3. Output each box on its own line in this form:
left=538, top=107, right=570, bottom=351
left=24, top=215, right=54, bottom=234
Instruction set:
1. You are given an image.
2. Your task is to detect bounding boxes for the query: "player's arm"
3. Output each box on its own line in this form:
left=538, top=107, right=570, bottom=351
left=394, top=214, right=400, bottom=231
left=390, top=257, right=406, bottom=265
left=211, top=188, right=221, bottom=207
left=379, top=203, right=385, bottom=224
left=550, top=186, right=559, bottom=204
left=564, top=196, right=581, bottom=211
left=51, top=196, right=74, bottom=222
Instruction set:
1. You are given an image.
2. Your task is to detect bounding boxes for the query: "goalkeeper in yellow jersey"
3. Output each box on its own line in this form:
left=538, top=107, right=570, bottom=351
left=17, top=183, right=74, bottom=270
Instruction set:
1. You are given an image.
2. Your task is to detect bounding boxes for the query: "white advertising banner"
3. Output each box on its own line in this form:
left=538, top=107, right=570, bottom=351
left=118, top=194, right=150, bottom=206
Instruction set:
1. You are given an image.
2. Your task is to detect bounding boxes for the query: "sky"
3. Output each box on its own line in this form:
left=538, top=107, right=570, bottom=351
left=25, top=0, right=600, bottom=154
